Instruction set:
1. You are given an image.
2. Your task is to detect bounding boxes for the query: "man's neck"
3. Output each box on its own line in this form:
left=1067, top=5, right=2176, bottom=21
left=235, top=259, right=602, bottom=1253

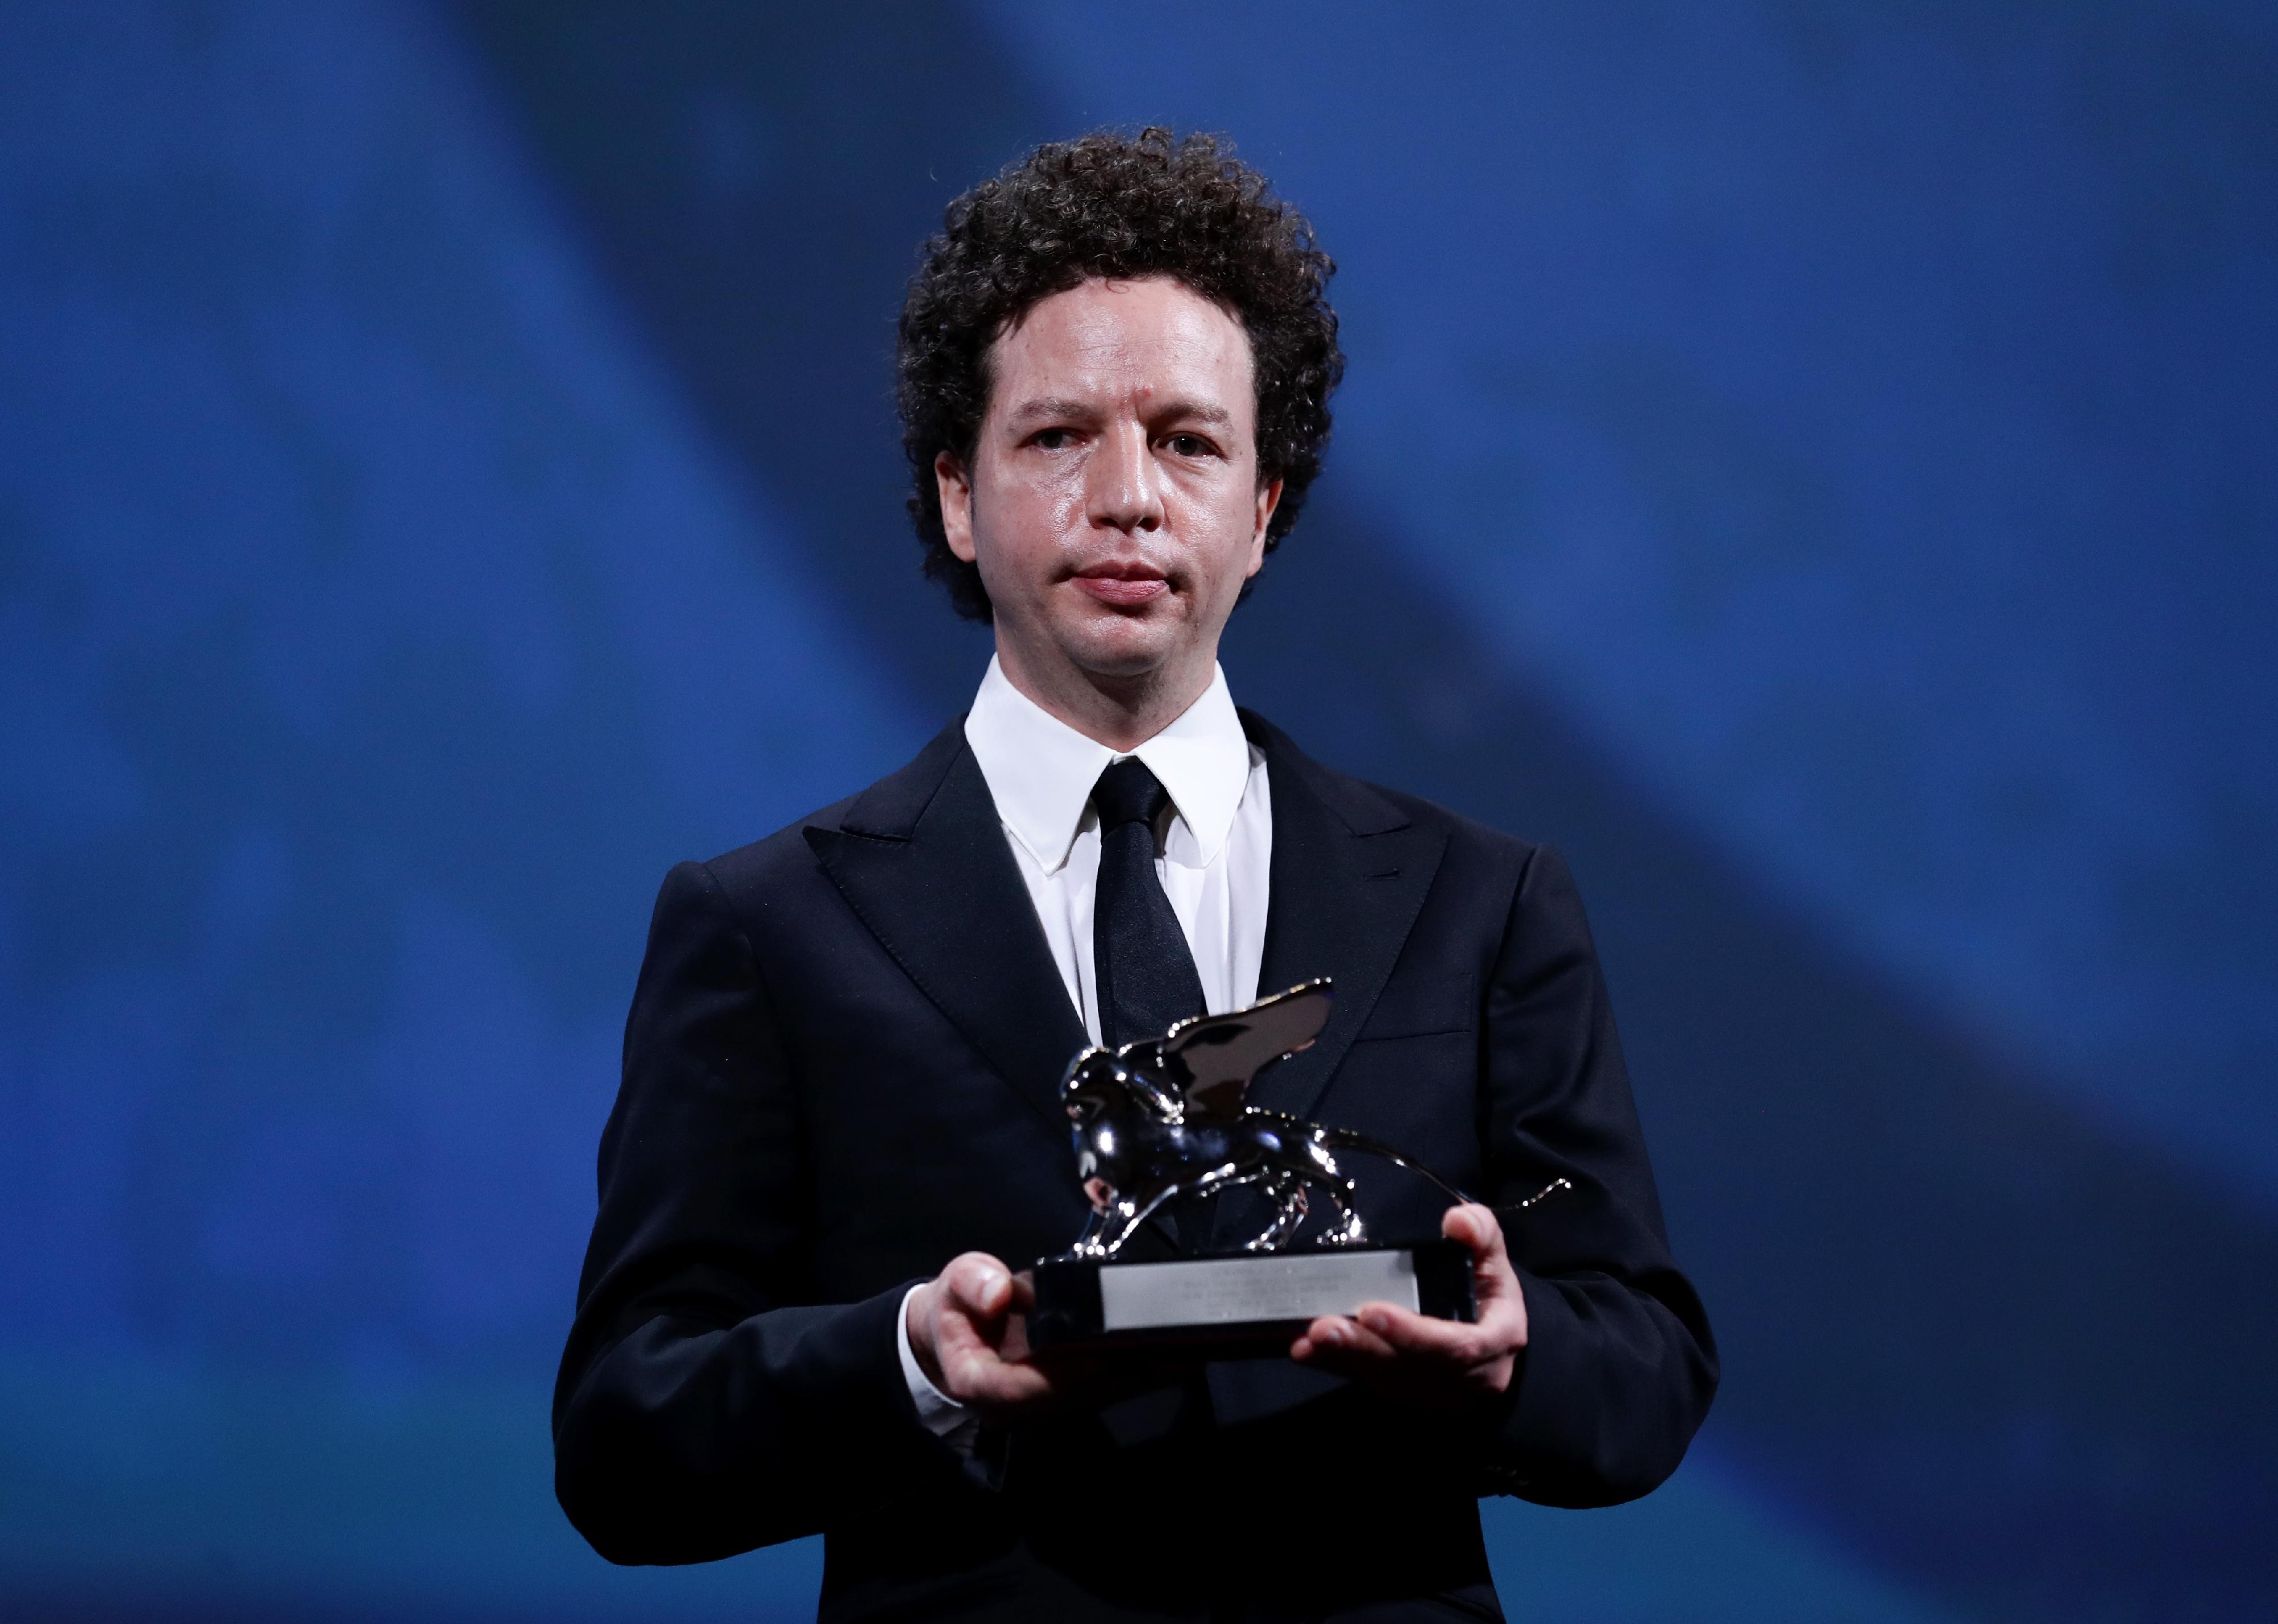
left=992, top=640, right=1218, bottom=753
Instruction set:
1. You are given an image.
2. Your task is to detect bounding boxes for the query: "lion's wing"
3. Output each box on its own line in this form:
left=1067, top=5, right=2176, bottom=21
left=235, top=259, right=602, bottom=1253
left=1162, top=979, right=1333, bottom=1118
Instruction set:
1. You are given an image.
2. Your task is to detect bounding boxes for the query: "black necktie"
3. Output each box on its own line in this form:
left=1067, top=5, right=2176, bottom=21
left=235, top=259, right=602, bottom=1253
left=1091, top=756, right=1207, bottom=1050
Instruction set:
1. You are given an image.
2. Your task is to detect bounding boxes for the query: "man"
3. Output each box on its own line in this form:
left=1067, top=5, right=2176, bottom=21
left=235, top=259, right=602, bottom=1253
left=556, top=129, right=1716, bottom=1622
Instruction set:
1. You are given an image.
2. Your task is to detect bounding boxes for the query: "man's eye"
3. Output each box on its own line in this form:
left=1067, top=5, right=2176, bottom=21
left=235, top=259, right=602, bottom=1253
left=1167, top=434, right=1214, bottom=457
left=1034, top=428, right=1072, bottom=450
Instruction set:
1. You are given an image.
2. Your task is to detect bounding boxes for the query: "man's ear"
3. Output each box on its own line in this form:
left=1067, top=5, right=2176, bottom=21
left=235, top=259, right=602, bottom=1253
left=1246, top=476, right=1283, bottom=577
left=937, top=451, right=977, bottom=564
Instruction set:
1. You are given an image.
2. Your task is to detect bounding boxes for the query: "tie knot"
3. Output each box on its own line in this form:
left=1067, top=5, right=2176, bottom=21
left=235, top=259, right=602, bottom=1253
left=1091, top=756, right=1173, bottom=834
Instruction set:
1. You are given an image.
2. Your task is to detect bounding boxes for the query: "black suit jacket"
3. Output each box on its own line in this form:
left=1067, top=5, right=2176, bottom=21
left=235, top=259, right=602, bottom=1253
left=554, top=712, right=1717, bottom=1622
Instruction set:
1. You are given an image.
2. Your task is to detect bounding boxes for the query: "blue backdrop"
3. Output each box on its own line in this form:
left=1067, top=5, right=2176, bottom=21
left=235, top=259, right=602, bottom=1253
left=2, top=3, right=2272, bottom=1619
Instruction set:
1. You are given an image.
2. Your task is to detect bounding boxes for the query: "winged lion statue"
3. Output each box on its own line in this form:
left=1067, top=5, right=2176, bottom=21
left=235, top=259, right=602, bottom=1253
left=1060, top=978, right=1489, bottom=1258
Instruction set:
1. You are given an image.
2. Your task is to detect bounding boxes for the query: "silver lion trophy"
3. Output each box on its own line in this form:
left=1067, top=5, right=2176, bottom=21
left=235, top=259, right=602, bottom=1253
left=1027, top=978, right=1562, bottom=1356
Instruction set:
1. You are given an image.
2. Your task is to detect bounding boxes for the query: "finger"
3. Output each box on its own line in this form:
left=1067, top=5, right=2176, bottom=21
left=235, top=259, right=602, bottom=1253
left=1444, top=1203, right=1527, bottom=1325
left=943, top=1253, right=1015, bottom=1321
left=930, top=1287, right=1053, bottom=1404
left=944, top=1346, right=1058, bottom=1411
left=1443, top=1201, right=1508, bottom=1268
left=1290, top=1313, right=1401, bottom=1370
left=998, top=1305, right=1032, bottom=1364
left=1352, top=1301, right=1494, bottom=1365
left=927, top=1260, right=1019, bottom=1377
left=1305, top=1305, right=1520, bottom=1404
left=1361, top=1274, right=1526, bottom=1350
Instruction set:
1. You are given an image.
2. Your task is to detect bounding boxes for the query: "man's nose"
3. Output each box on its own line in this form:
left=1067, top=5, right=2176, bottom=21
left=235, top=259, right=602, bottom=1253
left=1086, top=422, right=1163, bottom=533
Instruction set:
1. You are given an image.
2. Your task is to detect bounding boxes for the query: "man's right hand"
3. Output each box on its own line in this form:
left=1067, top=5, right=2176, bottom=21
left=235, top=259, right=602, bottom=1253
left=905, top=1251, right=1062, bottom=1421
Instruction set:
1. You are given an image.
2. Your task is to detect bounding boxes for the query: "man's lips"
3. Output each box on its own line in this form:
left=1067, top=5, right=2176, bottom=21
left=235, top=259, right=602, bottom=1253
left=1069, top=565, right=1169, bottom=607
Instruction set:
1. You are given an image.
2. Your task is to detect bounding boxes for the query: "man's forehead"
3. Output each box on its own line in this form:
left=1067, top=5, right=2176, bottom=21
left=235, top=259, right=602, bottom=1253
left=990, top=276, right=1254, bottom=413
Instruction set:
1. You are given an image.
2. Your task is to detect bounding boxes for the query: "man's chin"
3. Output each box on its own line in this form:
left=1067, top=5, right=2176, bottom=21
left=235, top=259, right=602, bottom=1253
left=1052, top=612, right=1186, bottom=680
left=1069, top=651, right=1177, bottom=686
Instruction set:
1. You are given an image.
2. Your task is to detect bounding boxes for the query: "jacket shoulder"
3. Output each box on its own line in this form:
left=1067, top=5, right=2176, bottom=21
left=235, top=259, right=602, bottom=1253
left=1366, top=778, right=1541, bottom=866
left=1240, top=707, right=1543, bottom=868
left=693, top=716, right=969, bottom=901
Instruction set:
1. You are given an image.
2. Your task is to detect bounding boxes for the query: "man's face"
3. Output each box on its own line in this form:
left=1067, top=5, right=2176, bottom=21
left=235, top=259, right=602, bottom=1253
left=938, top=276, right=1281, bottom=691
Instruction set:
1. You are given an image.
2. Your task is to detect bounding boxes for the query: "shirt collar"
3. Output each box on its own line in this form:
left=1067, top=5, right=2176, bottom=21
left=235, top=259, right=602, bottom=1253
left=964, top=655, right=1251, bottom=874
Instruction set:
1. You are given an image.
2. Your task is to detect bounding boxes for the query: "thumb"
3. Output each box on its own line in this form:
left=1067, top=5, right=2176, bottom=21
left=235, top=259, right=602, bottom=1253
left=1444, top=1202, right=1509, bottom=1268
left=948, top=1255, right=1014, bottom=1321
left=1445, top=1202, right=1527, bottom=1326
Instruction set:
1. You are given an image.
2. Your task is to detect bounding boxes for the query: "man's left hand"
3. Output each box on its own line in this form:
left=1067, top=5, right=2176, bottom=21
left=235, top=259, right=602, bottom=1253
left=1289, top=1202, right=1527, bottom=1405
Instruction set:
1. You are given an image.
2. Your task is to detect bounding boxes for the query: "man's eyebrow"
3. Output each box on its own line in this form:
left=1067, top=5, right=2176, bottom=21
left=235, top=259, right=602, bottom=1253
left=1001, top=397, right=1101, bottom=427
left=1148, top=399, right=1236, bottom=429
left=999, top=397, right=1239, bottom=430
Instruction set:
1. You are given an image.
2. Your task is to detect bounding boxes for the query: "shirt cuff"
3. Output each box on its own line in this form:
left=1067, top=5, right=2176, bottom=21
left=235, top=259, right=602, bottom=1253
left=897, top=1282, right=978, bottom=1445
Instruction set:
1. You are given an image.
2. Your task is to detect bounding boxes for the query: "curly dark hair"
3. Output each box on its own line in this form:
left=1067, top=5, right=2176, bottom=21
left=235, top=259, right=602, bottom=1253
left=896, top=128, right=1344, bottom=622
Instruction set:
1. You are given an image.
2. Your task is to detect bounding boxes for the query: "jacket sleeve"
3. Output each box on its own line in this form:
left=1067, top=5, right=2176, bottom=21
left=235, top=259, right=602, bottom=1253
left=552, top=860, right=942, bottom=1564
left=1475, top=844, right=1719, bottom=1507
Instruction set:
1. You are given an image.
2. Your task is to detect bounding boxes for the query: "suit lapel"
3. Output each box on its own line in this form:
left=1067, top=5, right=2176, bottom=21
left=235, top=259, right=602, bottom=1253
left=1241, top=712, right=1448, bottom=1125
left=803, top=712, right=1442, bottom=1137
left=806, top=720, right=1088, bottom=1130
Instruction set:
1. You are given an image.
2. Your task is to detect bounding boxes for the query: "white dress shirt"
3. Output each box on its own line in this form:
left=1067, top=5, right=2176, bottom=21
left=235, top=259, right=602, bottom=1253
left=896, top=655, right=1274, bottom=1441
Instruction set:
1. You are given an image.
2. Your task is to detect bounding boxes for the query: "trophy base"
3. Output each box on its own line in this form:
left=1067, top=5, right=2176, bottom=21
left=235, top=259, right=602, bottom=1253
left=1026, top=1239, right=1476, bottom=1357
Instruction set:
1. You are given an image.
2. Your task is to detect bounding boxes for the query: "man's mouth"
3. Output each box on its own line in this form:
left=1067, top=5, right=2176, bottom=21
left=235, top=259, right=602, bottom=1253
left=1069, top=562, right=1169, bottom=608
